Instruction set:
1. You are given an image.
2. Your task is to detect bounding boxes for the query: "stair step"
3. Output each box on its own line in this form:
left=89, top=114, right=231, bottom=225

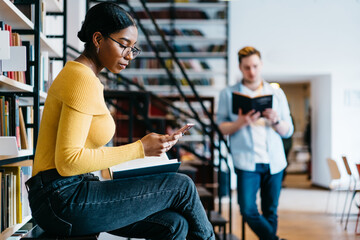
left=210, top=210, right=228, bottom=226
left=179, top=165, right=198, bottom=181
left=197, top=185, right=213, bottom=198
left=216, top=233, right=241, bottom=240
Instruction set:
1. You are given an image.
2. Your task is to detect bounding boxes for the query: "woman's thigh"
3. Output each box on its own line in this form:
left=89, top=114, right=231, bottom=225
left=52, top=173, right=195, bottom=235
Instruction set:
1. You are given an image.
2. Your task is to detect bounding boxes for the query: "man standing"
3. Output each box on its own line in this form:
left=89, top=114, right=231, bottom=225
left=217, top=46, right=293, bottom=240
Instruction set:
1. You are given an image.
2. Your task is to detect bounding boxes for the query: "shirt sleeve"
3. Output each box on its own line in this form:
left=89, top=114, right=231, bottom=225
left=54, top=103, right=145, bottom=176
left=216, top=88, right=232, bottom=125
left=276, top=88, right=294, bottom=138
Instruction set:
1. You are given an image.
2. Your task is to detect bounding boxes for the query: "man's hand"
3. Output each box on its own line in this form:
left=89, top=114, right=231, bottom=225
left=219, top=109, right=260, bottom=135
left=236, top=109, right=261, bottom=128
left=262, top=108, right=279, bottom=125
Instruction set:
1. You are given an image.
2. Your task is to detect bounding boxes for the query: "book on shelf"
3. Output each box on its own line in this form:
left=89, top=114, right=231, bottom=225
left=0, top=22, right=28, bottom=84
left=0, top=29, right=10, bottom=61
left=19, top=107, right=29, bottom=150
left=14, top=1, right=46, bottom=34
left=0, top=96, right=4, bottom=136
left=14, top=96, right=20, bottom=149
left=0, top=169, right=3, bottom=232
left=0, top=96, right=30, bottom=151
left=0, top=137, right=18, bottom=156
left=0, top=165, right=32, bottom=231
left=232, top=92, right=273, bottom=115
left=109, top=154, right=180, bottom=179
left=4, top=99, right=9, bottom=137
left=22, top=40, right=34, bottom=86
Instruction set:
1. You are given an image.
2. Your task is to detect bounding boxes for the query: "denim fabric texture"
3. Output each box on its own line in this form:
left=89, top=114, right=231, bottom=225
left=26, top=169, right=215, bottom=240
left=235, top=164, right=283, bottom=240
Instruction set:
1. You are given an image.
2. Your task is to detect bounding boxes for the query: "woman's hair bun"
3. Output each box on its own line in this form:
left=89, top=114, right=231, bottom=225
left=77, top=28, right=87, bottom=42
left=77, top=2, right=136, bottom=46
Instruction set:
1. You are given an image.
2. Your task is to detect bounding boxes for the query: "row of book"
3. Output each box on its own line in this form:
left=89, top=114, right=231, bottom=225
left=145, top=0, right=221, bottom=2
left=0, top=96, right=33, bottom=150
left=135, top=9, right=209, bottom=20
left=127, top=59, right=210, bottom=71
left=0, top=165, right=32, bottom=232
left=130, top=76, right=213, bottom=86
left=0, top=22, right=27, bottom=84
left=14, top=0, right=47, bottom=35
left=1, top=22, right=54, bottom=92
left=139, top=43, right=226, bottom=53
left=143, top=27, right=203, bottom=37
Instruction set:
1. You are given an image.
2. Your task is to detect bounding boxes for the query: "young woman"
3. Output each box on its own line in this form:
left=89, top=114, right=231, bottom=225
left=26, top=3, right=215, bottom=240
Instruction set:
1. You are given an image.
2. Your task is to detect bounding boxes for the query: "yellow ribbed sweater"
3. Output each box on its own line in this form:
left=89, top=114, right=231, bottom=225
left=33, top=61, right=144, bottom=176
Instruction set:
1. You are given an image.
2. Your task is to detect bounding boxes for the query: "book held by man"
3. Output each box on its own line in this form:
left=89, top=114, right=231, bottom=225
left=109, top=154, right=180, bottom=179
left=232, top=92, right=273, bottom=115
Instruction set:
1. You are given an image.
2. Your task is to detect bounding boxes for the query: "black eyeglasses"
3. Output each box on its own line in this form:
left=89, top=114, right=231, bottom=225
left=108, top=36, right=141, bottom=59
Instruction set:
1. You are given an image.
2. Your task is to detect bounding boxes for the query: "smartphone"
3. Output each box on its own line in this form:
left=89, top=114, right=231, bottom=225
left=173, top=123, right=195, bottom=136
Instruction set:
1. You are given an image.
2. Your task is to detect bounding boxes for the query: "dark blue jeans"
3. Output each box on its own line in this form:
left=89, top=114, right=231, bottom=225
left=26, top=169, right=215, bottom=240
left=235, top=164, right=283, bottom=240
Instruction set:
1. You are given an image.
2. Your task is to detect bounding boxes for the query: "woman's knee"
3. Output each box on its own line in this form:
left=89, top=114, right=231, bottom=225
left=174, top=173, right=196, bottom=193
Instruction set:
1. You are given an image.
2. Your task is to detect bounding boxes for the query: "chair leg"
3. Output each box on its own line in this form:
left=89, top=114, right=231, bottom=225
left=325, top=189, right=332, bottom=213
left=241, top=217, right=246, bottom=240
left=355, top=208, right=360, bottom=235
left=341, top=187, right=351, bottom=224
left=335, top=189, right=341, bottom=218
left=345, top=191, right=357, bottom=230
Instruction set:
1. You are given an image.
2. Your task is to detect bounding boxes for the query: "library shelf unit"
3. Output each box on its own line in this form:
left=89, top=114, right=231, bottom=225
left=114, top=0, right=229, bottom=96
left=0, top=0, right=62, bottom=58
left=0, top=0, right=66, bottom=238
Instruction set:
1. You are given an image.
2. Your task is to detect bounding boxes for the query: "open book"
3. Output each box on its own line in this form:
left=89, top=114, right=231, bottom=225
left=109, top=154, right=180, bottom=179
left=232, top=92, right=273, bottom=115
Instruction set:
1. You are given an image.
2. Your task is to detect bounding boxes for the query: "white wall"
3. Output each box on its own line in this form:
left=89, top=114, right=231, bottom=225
left=66, top=0, right=86, bottom=52
left=229, top=0, right=360, bottom=187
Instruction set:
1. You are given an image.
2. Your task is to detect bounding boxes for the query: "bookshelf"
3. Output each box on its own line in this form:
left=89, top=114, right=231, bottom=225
left=0, top=0, right=66, bottom=237
left=111, top=0, right=229, bottom=96
left=0, top=0, right=61, bottom=58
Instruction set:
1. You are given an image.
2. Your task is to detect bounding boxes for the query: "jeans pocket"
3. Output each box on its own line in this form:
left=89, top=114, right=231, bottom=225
left=32, top=197, right=72, bottom=236
left=52, top=176, right=84, bottom=202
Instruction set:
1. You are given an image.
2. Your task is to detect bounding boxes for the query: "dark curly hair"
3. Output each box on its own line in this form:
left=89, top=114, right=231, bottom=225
left=77, top=2, right=136, bottom=49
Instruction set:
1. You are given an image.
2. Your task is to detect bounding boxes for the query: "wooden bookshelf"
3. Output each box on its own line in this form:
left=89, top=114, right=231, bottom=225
left=0, top=0, right=62, bottom=58
left=0, top=76, right=47, bottom=104
left=0, top=215, right=32, bottom=240
left=128, top=1, right=227, bottom=9
left=0, top=0, right=66, bottom=237
left=0, top=75, right=33, bottom=92
left=0, top=149, right=33, bottom=162
left=123, top=69, right=225, bottom=77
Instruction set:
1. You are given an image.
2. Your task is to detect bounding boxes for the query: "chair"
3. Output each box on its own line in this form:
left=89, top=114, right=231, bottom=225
left=21, top=225, right=99, bottom=240
left=341, top=156, right=360, bottom=230
left=355, top=164, right=360, bottom=235
left=326, top=158, right=343, bottom=215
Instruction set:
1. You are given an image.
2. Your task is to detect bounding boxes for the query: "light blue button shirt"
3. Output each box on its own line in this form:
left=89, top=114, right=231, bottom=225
left=216, top=81, right=294, bottom=174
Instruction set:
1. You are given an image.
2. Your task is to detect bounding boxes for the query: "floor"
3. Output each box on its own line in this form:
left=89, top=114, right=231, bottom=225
left=99, top=174, right=360, bottom=239
left=223, top=174, right=360, bottom=240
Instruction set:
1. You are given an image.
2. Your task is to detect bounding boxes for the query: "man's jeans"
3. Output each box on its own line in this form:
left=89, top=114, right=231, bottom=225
left=235, top=164, right=283, bottom=240
left=26, top=169, right=215, bottom=240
